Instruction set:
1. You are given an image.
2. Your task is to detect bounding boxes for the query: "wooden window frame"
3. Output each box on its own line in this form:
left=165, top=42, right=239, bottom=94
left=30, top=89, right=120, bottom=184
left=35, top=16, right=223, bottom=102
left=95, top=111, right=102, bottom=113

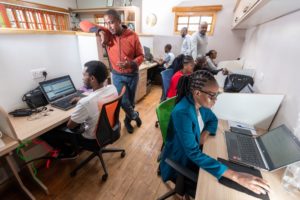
left=0, top=0, right=70, bottom=31
left=172, top=5, right=222, bottom=36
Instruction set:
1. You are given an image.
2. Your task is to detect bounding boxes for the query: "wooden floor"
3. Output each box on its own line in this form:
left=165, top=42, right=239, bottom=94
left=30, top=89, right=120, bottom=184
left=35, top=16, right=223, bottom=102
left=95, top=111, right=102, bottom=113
left=2, top=86, right=181, bottom=200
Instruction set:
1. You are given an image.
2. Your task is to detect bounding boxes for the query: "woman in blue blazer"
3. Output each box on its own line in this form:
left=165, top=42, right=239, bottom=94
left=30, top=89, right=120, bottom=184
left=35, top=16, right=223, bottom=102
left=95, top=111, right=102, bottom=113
left=160, top=70, right=270, bottom=195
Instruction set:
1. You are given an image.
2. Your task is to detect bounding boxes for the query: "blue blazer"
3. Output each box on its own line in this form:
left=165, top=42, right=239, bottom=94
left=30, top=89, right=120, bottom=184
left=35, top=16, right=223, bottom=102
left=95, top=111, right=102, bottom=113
left=160, top=95, right=228, bottom=182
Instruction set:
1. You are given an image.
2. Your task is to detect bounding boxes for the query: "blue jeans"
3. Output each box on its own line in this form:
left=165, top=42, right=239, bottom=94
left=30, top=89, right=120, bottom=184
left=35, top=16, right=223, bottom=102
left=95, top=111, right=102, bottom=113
left=112, top=72, right=139, bottom=120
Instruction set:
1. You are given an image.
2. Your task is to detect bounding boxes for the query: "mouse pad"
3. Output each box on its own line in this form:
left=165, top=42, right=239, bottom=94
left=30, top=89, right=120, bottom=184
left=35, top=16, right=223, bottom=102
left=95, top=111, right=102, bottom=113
left=218, top=158, right=270, bottom=200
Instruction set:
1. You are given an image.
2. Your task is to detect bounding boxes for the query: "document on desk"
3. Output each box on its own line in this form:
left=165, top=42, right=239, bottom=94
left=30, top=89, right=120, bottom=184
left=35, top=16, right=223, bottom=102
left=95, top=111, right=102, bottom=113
left=228, top=120, right=257, bottom=135
left=0, top=139, right=5, bottom=148
left=218, top=158, right=269, bottom=200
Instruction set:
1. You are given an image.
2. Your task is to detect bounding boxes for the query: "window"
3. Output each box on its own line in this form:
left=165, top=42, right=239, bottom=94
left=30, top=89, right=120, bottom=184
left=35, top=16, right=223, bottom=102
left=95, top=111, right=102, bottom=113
left=172, top=5, right=222, bottom=35
left=0, top=2, right=70, bottom=31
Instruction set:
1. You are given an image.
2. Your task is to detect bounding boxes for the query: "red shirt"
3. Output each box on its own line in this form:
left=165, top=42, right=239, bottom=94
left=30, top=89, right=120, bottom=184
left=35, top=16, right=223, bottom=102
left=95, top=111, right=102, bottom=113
left=80, top=21, right=144, bottom=74
left=167, top=71, right=184, bottom=98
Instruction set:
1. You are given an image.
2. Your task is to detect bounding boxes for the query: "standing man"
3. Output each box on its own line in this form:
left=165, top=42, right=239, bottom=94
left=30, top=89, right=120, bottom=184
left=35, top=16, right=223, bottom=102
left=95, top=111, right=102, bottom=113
left=80, top=9, right=144, bottom=134
left=180, top=27, right=192, bottom=56
left=191, top=22, right=208, bottom=60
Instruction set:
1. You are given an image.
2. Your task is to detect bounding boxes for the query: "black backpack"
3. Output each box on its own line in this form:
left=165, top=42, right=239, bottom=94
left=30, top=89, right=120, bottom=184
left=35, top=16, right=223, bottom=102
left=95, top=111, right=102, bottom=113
left=224, top=74, right=254, bottom=92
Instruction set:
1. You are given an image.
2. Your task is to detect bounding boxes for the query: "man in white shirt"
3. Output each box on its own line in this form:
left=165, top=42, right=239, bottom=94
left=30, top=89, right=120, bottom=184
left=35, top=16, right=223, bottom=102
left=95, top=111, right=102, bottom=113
left=42, top=60, right=118, bottom=159
left=191, top=22, right=208, bottom=60
left=180, top=27, right=192, bottom=56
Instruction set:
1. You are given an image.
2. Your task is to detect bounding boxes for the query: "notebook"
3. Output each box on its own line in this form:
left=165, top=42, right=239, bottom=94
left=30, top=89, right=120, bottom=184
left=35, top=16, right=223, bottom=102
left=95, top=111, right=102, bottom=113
left=225, top=124, right=300, bottom=171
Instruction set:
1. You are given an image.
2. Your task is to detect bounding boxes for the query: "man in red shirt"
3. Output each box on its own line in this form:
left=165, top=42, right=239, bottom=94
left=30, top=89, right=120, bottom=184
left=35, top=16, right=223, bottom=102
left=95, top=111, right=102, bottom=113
left=80, top=9, right=144, bottom=133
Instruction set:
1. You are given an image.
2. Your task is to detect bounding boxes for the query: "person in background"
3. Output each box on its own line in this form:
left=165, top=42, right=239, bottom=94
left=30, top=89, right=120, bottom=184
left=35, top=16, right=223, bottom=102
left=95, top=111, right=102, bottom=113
left=194, top=56, right=228, bottom=76
left=149, top=44, right=175, bottom=83
left=41, top=61, right=118, bottom=159
left=206, top=50, right=228, bottom=75
left=191, top=22, right=208, bottom=60
left=167, top=55, right=194, bottom=98
left=79, top=9, right=144, bottom=134
left=160, top=70, right=271, bottom=196
left=180, top=27, right=192, bottom=56
left=155, top=44, right=175, bottom=69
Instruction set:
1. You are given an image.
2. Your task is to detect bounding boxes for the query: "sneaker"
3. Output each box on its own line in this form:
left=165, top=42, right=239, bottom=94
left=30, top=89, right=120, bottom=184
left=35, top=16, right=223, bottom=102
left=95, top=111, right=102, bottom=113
left=57, top=151, right=78, bottom=161
left=134, top=112, right=142, bottom=127
left=124, top=116, right=134, bottom=133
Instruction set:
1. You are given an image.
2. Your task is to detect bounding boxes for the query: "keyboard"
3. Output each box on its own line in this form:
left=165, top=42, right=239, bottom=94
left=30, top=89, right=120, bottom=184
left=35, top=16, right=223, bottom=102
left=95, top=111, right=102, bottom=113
left=52, top=94, right=78, bottom=110
left=226, top=132, right=265, bottom=168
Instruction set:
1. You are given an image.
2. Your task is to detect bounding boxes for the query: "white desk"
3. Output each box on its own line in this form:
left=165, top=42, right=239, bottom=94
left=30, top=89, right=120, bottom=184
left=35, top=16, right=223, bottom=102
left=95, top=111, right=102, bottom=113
left=195, top=120, right=300, bottom=200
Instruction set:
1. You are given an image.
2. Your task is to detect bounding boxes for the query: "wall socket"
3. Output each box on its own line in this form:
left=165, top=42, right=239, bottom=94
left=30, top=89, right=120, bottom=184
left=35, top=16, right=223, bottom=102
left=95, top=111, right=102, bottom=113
left=31, top=68, right=47, bottom=79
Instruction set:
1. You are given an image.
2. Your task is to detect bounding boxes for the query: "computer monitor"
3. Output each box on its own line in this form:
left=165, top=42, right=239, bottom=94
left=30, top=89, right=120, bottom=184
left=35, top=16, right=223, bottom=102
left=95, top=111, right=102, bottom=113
left=143, top=46, right=153, bottom=61
left=39, top=75, right=77, bottom=102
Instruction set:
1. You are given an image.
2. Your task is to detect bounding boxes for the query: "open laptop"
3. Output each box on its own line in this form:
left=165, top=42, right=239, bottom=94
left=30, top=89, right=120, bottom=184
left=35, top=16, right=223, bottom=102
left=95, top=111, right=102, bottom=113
left=39, top=75, right=84, bottom=110
left=225, top=124, right=300, bottom=171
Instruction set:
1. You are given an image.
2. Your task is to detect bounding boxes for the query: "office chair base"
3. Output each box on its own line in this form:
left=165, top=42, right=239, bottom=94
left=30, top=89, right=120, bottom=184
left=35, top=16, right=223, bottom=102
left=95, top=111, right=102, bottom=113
left=157, top=189, right=176, bottom=200
left=155, top=121, right=159, bottom=128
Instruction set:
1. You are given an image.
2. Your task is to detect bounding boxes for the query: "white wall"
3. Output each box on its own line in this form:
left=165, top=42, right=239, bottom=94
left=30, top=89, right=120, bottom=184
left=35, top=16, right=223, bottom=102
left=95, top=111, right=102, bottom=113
left=142, top=0, right=245, bottom=61
left=0, top=34, right=83, bottom=112
left=240, top=10, right=300, bottom=131
left=25, top=0, right=77, bottom=9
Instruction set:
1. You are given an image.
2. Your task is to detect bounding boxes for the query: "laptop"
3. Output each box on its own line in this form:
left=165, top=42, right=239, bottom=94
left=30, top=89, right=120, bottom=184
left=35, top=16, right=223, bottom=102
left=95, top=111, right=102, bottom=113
left=39, top=75, right=84, bottom=110
left=225, top=124, right=300, bottom=171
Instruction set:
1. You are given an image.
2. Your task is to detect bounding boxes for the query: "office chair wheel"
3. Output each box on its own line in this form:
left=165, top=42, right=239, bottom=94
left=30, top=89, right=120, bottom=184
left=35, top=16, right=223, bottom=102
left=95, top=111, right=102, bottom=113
left=70, top=171, right=77, bottom=177
left=102, top=174, right=108, bottom=181
left=121, top=151, right=126, bottom=158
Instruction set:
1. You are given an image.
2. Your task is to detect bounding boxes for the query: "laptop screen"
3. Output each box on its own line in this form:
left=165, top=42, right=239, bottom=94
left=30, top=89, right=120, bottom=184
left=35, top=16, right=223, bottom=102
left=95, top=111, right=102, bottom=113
left=39, top=75, right=76, bottom=102
left=259, top=125, right=300, bottom=170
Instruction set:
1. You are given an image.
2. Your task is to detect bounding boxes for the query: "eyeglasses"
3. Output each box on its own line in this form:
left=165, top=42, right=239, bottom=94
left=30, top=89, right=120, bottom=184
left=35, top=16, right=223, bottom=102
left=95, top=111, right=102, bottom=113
left=198, top=89, right=221, bottom=100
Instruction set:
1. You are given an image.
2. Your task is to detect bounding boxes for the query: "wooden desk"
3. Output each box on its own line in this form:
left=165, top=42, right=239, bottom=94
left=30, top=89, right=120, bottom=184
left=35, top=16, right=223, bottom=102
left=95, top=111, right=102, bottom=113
left=195, top=120, right=300, bottom=200
left=135, top=62, right=157, bottom=102
left=0, top=134, right=35, bottom=200
left=9, top=106, right=74, bottom=141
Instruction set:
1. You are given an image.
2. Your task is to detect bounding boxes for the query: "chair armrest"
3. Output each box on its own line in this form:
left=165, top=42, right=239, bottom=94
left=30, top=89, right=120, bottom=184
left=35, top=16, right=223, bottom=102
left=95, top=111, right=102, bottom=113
left=165, top=158, right=198, bottom=183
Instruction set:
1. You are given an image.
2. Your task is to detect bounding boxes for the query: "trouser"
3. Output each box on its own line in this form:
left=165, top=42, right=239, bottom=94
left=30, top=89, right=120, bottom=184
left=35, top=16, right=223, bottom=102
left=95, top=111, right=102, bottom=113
left=112, top=72, right=139, bottom=120
left=40, top=125, right=95, bottom=153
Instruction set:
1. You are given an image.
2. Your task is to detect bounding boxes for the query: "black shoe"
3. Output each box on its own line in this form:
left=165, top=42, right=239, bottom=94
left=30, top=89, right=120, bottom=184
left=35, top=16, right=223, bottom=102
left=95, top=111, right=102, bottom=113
left=124, top=117, right=134, bottom=133
left=134, top=112, right=142, bottom=127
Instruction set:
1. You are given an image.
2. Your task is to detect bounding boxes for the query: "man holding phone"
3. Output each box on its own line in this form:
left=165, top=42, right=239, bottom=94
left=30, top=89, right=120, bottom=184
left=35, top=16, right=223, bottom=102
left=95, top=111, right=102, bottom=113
left=80, top=9, right=144, bottom=133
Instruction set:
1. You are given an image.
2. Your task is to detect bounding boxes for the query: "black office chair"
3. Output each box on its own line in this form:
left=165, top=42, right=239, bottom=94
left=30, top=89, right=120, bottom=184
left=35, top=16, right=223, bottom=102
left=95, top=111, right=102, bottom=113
left=70, top=87, right=126, bottom=181
left=157, top=158, right=198, bottom=200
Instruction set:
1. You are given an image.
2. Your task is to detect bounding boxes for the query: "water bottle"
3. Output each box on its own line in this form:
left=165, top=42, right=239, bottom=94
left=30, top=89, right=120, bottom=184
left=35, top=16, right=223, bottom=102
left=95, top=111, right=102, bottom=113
left=282, top=114, right=300, bottom=195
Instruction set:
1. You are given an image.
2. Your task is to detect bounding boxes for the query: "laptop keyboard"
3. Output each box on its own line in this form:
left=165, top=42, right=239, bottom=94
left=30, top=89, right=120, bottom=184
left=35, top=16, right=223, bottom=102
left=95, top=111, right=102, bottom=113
left=226, top=132, right=265, bottom=168
left=52, top=94, right=77, bottom=109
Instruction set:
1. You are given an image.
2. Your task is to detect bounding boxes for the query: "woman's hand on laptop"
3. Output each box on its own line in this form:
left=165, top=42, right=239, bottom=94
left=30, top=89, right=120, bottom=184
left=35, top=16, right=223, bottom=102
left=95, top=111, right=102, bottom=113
left=223, top=169, right=271, bottom=195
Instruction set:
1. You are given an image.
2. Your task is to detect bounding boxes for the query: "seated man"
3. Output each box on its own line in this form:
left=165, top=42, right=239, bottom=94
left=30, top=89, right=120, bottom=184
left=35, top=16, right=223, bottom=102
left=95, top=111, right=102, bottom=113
left=149, top=44, right=175, bottom=83
left=41, top=60, right=118, bottom=159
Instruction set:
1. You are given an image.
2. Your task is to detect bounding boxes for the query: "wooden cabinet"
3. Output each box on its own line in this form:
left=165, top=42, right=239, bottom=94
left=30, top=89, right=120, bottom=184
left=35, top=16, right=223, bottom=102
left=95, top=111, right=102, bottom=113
left=71, top=6, right=141, bottom=33
left=135, top=68, right=147, bottom=102
left=232, top=0, right=300, bottom=29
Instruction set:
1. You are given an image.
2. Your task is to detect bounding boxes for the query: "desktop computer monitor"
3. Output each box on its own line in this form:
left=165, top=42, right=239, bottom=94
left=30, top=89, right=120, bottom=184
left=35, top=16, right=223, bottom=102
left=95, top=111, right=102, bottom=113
left=143, top=46, right=153, bottom=61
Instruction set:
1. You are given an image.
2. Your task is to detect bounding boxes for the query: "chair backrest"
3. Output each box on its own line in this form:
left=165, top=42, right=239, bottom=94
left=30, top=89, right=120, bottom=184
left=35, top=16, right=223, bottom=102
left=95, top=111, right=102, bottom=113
left=161, top=68, right=174, bottom=100
left=95, top=86, right=126, bottom=147
left=0, top=106, right=18, bottom=139
left=156, top=97, right=176, bottom=144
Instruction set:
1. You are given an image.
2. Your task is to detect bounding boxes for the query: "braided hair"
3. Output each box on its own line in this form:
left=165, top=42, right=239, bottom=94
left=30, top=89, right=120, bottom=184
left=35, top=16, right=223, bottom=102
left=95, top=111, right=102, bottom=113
left=176, top=70, right=216, bottom=104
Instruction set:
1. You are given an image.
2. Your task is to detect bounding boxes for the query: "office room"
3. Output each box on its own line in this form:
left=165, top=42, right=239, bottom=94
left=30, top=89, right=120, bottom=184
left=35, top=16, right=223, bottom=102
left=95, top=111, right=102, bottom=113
left=0, top=0, right=300, bottom=199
